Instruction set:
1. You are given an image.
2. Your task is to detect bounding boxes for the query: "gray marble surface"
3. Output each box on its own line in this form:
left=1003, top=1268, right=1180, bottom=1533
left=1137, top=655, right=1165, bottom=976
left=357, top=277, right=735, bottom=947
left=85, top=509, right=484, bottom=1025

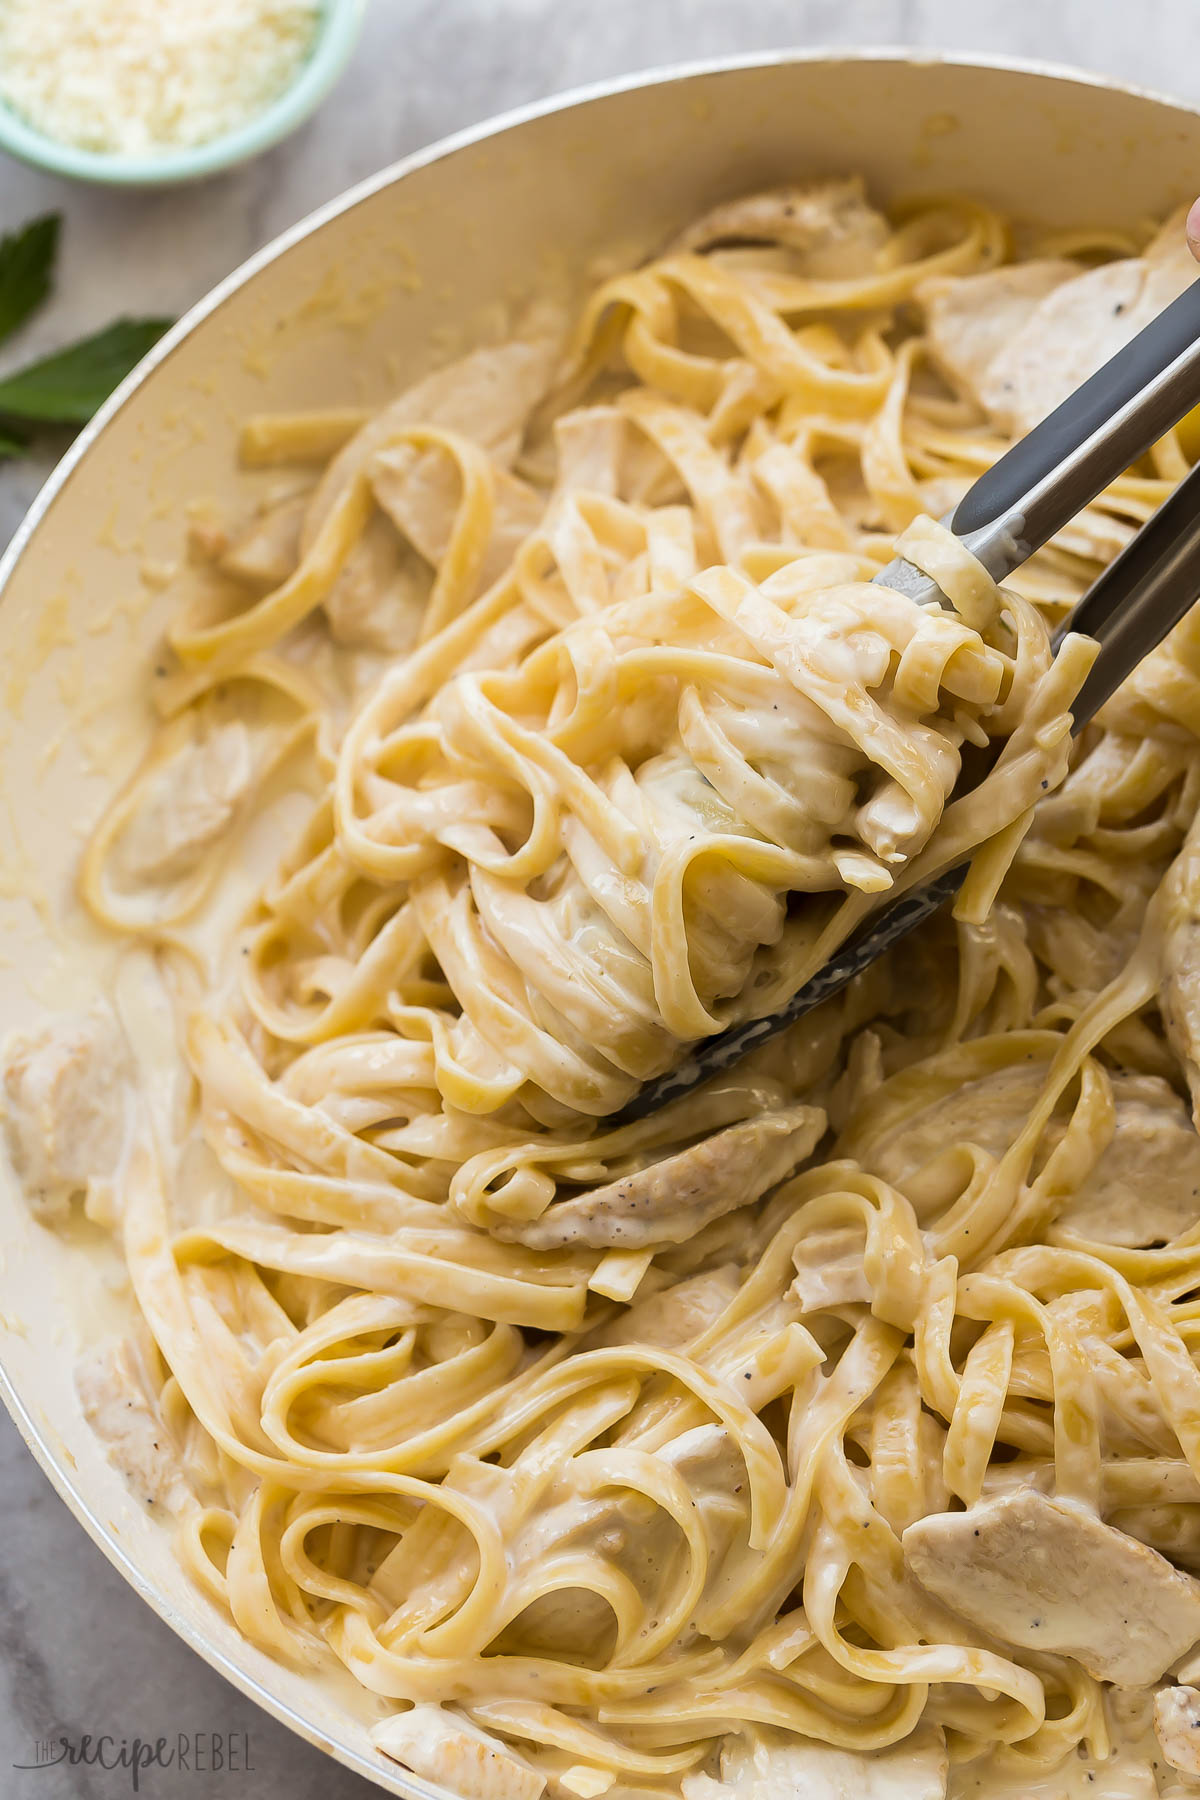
left=1, top=0, right=1199, bottom=1793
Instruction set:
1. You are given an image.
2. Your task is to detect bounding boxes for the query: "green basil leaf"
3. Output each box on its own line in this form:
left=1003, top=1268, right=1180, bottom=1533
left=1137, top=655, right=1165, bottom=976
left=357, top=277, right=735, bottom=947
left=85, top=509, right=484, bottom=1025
left=0, top=214, right=60, bottom=347
left=0, top=316, right=173, bottom=425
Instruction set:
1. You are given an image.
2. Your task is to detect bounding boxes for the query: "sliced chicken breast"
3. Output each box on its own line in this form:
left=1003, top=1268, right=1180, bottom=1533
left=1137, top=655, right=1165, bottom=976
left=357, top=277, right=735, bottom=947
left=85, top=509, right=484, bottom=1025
left=904, top=1489, right=1200, bottom=1685
left=682, top=1722, right=947, bottom=1800
left=494, top=1107, right=823, bottom=1250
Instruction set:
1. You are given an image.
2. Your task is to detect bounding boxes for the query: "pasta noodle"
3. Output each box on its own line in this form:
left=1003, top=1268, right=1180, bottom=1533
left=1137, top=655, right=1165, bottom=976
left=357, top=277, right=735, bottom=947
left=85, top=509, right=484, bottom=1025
left=16, top=176, right=1200, bottom=1799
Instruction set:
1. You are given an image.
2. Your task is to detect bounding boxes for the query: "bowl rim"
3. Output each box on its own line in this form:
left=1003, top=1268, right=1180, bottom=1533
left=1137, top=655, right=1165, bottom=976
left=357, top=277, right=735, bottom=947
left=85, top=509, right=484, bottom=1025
left=1, top=42, right=1198, bottom=1796
left=0, top=0, right=367, bottom=187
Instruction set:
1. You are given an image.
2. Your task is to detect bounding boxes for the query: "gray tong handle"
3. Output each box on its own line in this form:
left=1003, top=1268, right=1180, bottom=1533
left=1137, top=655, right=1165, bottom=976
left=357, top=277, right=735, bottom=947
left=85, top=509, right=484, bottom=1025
left=1065, top=451, right=1200, bottom=719
left=878, top=276, right=1200, bottom=603
left=613, top=283, right=1200, bottom=1125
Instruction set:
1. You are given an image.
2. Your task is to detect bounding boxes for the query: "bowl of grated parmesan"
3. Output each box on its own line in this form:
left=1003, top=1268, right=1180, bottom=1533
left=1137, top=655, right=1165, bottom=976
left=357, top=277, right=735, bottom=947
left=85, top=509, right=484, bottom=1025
left=0, top=0, right=366, bottom=185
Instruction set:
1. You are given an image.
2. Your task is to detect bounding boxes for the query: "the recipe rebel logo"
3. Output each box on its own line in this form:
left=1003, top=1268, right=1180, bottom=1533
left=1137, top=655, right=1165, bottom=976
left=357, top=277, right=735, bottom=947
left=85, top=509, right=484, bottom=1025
left=13, top=1730, right=254, bottom=1790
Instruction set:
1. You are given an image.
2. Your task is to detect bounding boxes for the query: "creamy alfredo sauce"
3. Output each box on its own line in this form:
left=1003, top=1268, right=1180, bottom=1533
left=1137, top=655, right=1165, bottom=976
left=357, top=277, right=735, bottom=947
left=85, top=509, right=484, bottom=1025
left=7, top=179, right=1200, bottom=1800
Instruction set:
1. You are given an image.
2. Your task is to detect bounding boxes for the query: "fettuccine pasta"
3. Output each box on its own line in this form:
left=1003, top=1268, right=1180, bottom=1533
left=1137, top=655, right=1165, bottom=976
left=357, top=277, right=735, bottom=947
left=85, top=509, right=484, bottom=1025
left=13, top=177, right=1200, bottom=1800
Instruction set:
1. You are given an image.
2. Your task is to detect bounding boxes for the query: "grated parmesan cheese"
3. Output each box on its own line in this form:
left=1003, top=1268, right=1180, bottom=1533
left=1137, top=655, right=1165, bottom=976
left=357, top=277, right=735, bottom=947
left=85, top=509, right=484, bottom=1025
left=0, top=0, right=322, bottom=156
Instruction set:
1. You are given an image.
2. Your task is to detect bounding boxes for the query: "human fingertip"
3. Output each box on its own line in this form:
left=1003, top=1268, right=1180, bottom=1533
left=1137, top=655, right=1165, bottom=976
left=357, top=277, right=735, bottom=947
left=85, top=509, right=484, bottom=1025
left=1187, top=195, right=1200, bottom=261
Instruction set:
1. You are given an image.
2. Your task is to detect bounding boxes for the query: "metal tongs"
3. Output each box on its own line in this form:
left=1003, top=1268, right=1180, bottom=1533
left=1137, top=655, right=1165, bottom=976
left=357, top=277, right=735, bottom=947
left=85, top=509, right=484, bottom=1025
left=618, top=278, right=1200, bottom=1122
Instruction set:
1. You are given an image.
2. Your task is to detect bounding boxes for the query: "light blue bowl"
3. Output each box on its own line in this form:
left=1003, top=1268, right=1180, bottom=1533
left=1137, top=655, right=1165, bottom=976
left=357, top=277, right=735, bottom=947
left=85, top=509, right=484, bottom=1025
left=0, top=0, right=366, bottom=186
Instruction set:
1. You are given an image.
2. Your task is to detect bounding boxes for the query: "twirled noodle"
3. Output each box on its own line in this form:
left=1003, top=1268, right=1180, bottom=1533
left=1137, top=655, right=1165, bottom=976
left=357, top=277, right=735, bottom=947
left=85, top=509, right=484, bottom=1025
left=15, top=178, right=1200, bottom=1799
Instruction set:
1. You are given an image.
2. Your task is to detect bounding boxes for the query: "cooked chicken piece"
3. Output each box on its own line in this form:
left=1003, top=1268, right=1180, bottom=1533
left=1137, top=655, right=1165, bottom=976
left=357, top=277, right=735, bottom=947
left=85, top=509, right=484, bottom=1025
left=921, top=209, right=1195, bottom=435
left=371, top=1704, right=545, bottom=1800
left=668, top=178, right=890, bottom=277
left=903, top=1489, right=1200, bottom=1684
left=550, top=406, right=676, bottom=508
left=375, top=340, right=556, bottom=468
left=789, top=1224, right=872, bottom=1311
left=1162, top=812, right=1200, bottom=1128
left=76, top=1338, right=190, bottom=1513
left=218, top=488, right=307, bottom=589
left=599, top=1265, right=740, bottom=1350
left=921, top=261, right=1078, bottom=410
left=494, top=1107, right=824, bottom=1250
left=1156, top=1685, right=1200, bottom=1778
left=507, top=1424, right=748, bottom=1657
left=847, top=1061, right=1046, bottom=1190
left=1027, top=897, right=1148, bottom=997
left=323, top=510, right=431, bottom=651
left=553, top=406, right=627, bottom=496
left=1055, top=1076, right=1200, bottom=1246
left=980, top=261, right=1152, bottom=435
left=3, top=1010, right=129, bottom=1222
left=682, top=1722, right=947, bottom=1800
left=371, top=448, right=544, bottom=592
left=851, top=1057, right=1200, bottom=1247
left=120, top=719, right=253, bottom=885
left=662, top=1424, right=748, bottom=1567
left=309, top=338, right=557, bottom=553
left=310, top=338, right=555, bottom=642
